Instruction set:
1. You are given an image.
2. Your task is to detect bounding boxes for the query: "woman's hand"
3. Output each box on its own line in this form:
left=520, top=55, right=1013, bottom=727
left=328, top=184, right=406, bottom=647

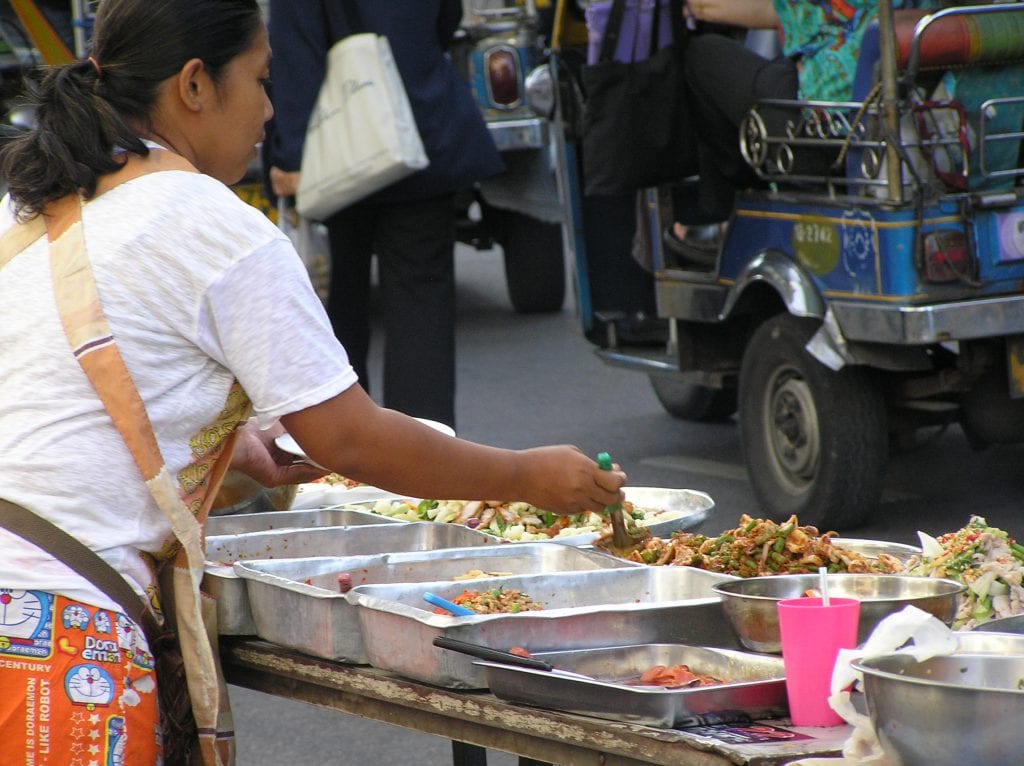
left=513, top=446, right=627, bottom=516
left=686, top=0, right=777, bottom=29
left=281, top=386, right=627, bottom=515
left=230, top=419, right=328, bottom=488
left=269, top=166, right=301, bottom=198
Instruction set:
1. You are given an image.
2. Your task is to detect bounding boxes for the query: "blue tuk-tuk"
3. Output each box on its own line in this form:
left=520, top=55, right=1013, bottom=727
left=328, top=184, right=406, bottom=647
left=544, top=0, right=1024, bottom=528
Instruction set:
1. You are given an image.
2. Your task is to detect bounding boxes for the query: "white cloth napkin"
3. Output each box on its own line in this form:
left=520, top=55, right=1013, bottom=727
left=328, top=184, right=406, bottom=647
left=787, top=605, right=961, bottom=766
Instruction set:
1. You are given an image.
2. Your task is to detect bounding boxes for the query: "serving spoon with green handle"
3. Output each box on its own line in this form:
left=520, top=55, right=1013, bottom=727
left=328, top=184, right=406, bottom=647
left=596, top=452, right=635, bottom=551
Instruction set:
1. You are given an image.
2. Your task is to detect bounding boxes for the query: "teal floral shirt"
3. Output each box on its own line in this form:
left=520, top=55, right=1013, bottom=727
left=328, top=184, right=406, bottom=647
left=773, top=0, right=939, bottom=102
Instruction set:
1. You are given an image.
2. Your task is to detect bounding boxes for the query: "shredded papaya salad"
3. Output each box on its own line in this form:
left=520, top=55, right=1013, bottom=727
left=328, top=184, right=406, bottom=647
left=907, top=515, right=1024, bottom=629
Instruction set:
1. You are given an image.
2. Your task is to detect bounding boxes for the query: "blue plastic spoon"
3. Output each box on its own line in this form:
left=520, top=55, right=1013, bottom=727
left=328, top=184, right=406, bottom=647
left=423, top=591, right=476, bottom=617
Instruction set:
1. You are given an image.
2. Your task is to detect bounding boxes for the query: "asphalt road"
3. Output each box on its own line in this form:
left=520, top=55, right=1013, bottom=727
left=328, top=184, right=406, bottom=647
left=230, top=242, right=1024, bottom=765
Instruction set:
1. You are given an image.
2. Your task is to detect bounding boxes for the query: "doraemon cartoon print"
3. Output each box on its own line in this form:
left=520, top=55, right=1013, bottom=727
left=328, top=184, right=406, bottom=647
left=0, top=589, right=54, bottom=657
left=65, top=663, right=116, bottom=707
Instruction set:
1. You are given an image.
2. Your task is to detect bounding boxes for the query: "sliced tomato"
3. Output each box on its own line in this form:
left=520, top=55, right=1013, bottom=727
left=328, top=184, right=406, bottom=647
left=639, top=664, right=710, bottom=688
left=640, top=665, right=669, bottom=685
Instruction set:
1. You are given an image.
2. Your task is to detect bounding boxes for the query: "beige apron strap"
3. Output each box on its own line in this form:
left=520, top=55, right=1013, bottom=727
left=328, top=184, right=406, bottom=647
left=47, top=195, right=168, bottom=481
left=0, top=215, right=46, bottom=270
left=43, top=150, right=239, bottom=766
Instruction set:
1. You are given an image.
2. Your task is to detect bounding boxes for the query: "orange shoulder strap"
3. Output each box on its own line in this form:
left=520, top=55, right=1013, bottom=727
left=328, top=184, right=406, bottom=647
left=45, top=150, right=200, bottom=481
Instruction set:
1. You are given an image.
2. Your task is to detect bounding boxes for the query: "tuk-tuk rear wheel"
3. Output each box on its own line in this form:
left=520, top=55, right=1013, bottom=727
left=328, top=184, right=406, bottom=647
left=739, top=314, right=887, bottom=530
left=649, top=376, right=737, bottom=422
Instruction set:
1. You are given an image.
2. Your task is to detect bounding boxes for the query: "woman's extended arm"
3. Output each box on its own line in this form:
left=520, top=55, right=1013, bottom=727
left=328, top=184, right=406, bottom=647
left=281, top=385, right=626, bottom=516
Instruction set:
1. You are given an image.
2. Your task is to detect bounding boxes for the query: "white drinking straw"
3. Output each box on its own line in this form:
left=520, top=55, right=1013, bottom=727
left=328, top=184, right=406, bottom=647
left=818, top=566, right=830, bottom=606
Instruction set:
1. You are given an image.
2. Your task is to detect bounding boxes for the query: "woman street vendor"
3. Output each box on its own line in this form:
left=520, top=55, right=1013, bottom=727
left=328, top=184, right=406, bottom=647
left=0, top=1, right=626, bottom=764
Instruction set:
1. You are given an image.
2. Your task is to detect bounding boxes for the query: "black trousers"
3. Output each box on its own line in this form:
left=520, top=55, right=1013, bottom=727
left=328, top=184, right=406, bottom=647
left=325, top=193, right=457, bottom=428
left=684, top=34, right=799, bottom=221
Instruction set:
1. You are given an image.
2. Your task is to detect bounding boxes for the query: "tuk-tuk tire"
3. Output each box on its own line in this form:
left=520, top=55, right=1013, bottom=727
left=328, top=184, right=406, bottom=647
left=738, top=314, right=887, bottom=530
left=649, top=376, right=737, bottom=422
left=495, top=209, right=566, bottom=314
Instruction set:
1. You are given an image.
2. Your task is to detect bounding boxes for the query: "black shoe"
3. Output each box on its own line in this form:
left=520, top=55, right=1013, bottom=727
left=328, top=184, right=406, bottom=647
left=586, top=310, right=669, bottom=348
left=617, top=311, right=669, bottom=346
left=663, top=226, right=719, bottom=269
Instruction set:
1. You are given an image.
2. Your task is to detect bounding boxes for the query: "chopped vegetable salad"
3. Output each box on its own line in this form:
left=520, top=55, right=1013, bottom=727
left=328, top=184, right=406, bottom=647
left=366, top=498, right=659, bottom=542
left=907, top=515, right=1024, bottom=629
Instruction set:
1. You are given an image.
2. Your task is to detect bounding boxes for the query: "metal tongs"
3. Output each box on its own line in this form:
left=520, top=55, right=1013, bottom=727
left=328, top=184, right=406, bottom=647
left=432, top=636, right=596, bottom=681
left=596, top=452, right=636, bottom=552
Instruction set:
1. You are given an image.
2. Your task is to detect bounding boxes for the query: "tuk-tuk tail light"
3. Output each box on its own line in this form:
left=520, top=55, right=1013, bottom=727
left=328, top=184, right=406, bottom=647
left=921, top=229, right=972, bottom=284
left=485, top=46, right=522, bottom=109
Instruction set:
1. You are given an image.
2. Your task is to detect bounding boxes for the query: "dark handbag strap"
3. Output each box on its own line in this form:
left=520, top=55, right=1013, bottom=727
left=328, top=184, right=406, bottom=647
left=0, top=497, right=162, bottom=645
left=597, top=0, right=630, bottom=63
left=597, top=0, right=685, bottom=64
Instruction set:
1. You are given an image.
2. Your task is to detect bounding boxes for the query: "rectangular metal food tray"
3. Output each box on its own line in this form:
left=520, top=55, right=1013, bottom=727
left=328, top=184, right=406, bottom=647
left=206, top=507, right=402, bottom=537
left=478, top=643, right=787, bottom=727
left=206, top=522, right=497, bottom=635
left=289, top=484, right=404, bottom=510
left=350, top=566, right=741, bottom=688
left=234, top=543, right=637, bottom=662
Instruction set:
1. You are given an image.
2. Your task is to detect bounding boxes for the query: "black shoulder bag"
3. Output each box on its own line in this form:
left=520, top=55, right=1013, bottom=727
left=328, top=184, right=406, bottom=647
left=580, top=0, right=697, bottom=196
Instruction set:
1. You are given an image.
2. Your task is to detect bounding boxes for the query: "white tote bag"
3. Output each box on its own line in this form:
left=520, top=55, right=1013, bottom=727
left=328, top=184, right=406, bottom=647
left=296, top=33, right=429, bottom=220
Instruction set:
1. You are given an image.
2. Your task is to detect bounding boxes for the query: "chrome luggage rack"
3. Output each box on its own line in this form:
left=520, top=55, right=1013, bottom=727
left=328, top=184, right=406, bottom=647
left=976, top=94, right=1024, bottom=184
left=738, top=93, right=1024, bottom=199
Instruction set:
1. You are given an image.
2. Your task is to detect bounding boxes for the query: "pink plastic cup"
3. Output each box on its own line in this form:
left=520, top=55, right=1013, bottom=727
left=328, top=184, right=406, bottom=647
left=776, top=596, right=860, bottom=727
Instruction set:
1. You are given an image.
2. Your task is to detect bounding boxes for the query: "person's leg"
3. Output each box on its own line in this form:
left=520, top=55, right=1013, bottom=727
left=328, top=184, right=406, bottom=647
left=687, top=36, right=797, bottom=124
left=373, top=194, right=457, bottom=428
left=583, top=191, right=661, bottom=340
left=325, top=204, right=376, bottom=392
left=685, top=34, right=798, bottom=219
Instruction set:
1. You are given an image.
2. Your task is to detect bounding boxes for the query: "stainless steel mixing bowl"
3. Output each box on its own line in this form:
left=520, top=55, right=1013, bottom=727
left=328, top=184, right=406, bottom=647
left=712, top=574, right=963, bottom=653
left=854, top=653, right=1024, bottom=766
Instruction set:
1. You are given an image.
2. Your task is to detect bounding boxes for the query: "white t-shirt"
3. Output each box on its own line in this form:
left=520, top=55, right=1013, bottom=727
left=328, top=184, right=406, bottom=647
left=0, top=169, right=358, bottom=610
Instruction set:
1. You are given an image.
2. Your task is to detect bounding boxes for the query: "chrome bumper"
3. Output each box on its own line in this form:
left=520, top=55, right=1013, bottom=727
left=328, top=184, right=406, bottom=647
left=487, top=117, right=548, bottom=151
left=832, top=294, right=1024, bottom=344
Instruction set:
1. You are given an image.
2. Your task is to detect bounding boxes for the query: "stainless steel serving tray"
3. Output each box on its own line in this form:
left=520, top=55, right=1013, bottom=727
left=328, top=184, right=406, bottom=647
left=350, top=566, right=740, bottom=688
left=580, top=536, right=921, bottom=574
left=336, top=486, right=716, bottom=545
left=206, top=507, right=402, bottom=537
left=478, top=643, right=787, bottom=727
left=617, top=487, right=716, bottom=542
left=832, top=538, right=921, bottom=567
left=289, top=483, right=405, bottom=510
left=206, top=522, right=497, bottom=635
left=234, top=543, right=636, bottom=662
